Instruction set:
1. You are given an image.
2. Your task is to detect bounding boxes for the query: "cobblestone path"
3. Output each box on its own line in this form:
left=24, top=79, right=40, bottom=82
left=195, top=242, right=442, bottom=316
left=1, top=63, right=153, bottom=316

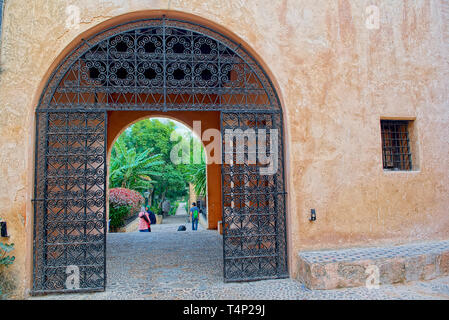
left=31, top=211, right=449, bottom=300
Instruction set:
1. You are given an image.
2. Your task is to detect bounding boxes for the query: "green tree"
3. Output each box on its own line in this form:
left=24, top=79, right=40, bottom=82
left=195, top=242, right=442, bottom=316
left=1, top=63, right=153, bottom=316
left=109, top=118, right=207, bottom=208
left=128, top=119, right=178, bottom=162
left=109, top=137, right=164, bottom=191
left=152, top=163, right=188, bottom=206
left=128, top=119, right=187, bottom=206
left=179, top=133, right=207, bottom=196
left=187, top=163, right=207, bottom=196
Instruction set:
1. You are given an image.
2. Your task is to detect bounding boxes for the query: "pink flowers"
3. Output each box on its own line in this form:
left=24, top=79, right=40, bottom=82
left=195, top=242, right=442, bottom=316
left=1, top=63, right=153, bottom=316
left=109, top=188, right=144, bottom=214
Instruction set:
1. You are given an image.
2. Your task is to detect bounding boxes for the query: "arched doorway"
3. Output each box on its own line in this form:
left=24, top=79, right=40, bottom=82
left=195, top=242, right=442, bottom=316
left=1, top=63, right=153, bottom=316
left=32, top=16, right=287, bottom=294
left=107, top=110, right=223, bottom=231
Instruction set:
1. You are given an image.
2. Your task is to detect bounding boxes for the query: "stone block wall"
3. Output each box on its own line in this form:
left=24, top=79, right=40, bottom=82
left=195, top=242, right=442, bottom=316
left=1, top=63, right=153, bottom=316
left=298, top=240, right=449, bottom=289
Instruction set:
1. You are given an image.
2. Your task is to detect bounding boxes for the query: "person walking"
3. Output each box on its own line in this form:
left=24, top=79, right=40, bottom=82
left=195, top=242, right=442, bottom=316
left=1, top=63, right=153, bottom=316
left=190, top=202, right=199, bottom=231
left=146, top=205, right=157, bottom=225
left=138, top=206, right=151, bottom=232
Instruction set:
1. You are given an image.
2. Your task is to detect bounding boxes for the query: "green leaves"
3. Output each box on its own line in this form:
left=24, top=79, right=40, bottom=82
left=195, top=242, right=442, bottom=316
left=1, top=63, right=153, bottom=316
left=0, top=242, right=15, bottom=267
left=109, top=205, right=131, bottom=230
left=109, top=118, right=207, bottom=206
left=128, top=119, right=177, bottom=163
left=109, top=137, right=164, bottom=191
left=0, top=243, right=14, bottom=253
left=187, top=163, right=207, bottom=196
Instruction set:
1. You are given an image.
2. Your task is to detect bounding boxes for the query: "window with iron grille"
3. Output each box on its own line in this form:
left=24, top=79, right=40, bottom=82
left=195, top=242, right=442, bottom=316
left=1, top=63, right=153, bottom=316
left=381, top=120, right=413, bottom=170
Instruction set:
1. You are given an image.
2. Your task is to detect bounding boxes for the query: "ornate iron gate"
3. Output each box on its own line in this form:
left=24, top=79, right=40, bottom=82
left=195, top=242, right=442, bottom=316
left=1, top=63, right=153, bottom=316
left=33, top=17, right=287, bottom=294
left=33, top=112, right=107, bottom=293
left=221, top=112, right=287, bottom=281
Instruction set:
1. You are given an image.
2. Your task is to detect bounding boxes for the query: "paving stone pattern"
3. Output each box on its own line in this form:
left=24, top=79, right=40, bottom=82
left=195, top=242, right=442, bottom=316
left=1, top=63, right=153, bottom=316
left=300, top=240, right=449, bottom=263
left=30, top=214, right=449, bottom=300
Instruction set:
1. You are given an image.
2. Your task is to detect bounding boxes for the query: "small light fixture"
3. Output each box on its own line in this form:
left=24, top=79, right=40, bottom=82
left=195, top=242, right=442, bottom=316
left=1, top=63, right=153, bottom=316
left=309, top=209, right=316, bottom=222
left=0, top=221, right=8, bottom=237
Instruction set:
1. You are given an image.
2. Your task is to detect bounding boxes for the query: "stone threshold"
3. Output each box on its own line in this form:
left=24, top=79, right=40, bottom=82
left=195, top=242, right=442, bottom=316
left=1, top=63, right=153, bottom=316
left=297, top=240, right=449, bottom=290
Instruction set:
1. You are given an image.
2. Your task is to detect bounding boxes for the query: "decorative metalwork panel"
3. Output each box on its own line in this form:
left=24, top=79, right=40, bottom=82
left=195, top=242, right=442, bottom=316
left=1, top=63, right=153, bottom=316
left=38, top=18, right=277, bottom=113
left=33, top=17, right=287, bottom=292
left=221, top=112, right=288, bottom=282
left=33, top=112, right=107, bottom=293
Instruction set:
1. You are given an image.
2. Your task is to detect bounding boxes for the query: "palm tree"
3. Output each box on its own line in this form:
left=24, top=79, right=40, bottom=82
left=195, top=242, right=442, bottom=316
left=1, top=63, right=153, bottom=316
left=188, top=163, right=207, bottom=196
left=109, top=139, right=165, bottom=191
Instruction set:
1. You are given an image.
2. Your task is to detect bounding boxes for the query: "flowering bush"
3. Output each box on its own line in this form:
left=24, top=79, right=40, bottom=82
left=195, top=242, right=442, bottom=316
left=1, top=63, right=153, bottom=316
left=109, top=188, right=144, bottom=231
left=109, top=188, right=144, bottom=216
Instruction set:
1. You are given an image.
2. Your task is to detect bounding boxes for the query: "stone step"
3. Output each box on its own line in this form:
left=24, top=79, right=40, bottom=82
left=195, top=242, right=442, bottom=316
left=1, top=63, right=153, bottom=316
left=297, top=240, right=449, bottom=290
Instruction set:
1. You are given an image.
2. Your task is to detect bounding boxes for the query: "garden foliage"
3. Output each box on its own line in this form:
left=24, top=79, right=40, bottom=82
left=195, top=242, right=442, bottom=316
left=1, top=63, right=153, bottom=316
left=109, top=188, right=144, bottom=229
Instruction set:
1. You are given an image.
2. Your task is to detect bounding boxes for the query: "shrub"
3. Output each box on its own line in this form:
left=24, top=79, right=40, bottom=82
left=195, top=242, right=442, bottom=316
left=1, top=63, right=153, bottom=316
left=169, top=201, right=180, bottom=216
left=109, top=188, right=144, bottom=217
left=0, top=242, right=15, bottom=298
left=109, top=188, right=144, bottom=231
left=109, top=205, right=131, bottom=230
left=0, top=243, right=15, bottom=267
left=150, top=205, right=161, bottom=215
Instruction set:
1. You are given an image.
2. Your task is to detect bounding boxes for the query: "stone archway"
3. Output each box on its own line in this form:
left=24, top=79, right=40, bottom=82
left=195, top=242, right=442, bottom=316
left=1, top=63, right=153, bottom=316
left=32, top=16, right=287, bottom=294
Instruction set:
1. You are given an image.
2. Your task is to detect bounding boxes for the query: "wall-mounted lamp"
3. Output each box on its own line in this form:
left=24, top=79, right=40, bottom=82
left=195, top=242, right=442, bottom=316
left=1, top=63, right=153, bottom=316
left=309, top=209, right=316, bottom=222
left=0, top=221, right=9, bottom=237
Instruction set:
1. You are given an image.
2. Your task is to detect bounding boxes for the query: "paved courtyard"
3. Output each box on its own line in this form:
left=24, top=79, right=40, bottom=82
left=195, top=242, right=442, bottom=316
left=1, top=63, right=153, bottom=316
left=31, top=208, right=449, bottom=300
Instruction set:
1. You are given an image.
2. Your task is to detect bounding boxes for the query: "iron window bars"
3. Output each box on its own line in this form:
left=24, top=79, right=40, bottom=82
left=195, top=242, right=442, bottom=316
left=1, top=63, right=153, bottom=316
left=381, top=120, right=412, bottom=171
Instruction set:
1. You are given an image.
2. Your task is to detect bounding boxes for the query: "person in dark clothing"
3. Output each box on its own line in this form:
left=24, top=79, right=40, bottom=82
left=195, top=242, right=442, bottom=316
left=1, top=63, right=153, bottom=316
left=146, top=206, right=157, bottom=225
left=190, top=202, right=199, bottom=231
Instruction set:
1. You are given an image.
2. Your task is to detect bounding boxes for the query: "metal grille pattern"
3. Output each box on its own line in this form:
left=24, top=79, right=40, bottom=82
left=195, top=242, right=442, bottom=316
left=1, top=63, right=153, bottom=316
left=38, top=19, right=276, bottom=113
left=33, top=17, right=287, bottom=293
left=381, top=120, right=412, bottom=171
left=221, top=112, right=287, bottom=281
left=33, top=112, right=107, bottom=293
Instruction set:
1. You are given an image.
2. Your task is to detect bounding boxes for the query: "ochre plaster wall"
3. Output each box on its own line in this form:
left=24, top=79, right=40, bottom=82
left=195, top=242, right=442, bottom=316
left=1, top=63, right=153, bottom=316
left=0, top=1, right=448, bottom=298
